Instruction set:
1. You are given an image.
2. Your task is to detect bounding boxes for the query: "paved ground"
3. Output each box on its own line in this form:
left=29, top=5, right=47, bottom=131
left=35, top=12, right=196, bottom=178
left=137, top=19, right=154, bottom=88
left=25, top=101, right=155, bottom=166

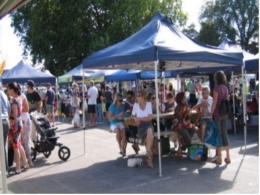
left=2, top=117, right=259, bottom=194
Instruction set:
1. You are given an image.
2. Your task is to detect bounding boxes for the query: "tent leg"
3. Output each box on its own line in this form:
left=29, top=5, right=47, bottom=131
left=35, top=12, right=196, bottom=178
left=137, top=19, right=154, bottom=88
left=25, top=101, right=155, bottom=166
left=177, top=74, right=180, bottom=93
left=0, top=93, right=8, bottom=193
left=242, top=66, right=247, bottom=151
left=154, top=61, right=162, bottom=177
left=82, top=64, right=86, bottom=155
left=163, top=72, right=166, bottom=102
left=232, top=71, right=236, bottom=135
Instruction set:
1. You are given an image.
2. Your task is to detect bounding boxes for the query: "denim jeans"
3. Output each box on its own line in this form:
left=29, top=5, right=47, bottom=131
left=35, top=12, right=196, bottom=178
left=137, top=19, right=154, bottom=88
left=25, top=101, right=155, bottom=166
left=96, top=103, right=103, bottom=123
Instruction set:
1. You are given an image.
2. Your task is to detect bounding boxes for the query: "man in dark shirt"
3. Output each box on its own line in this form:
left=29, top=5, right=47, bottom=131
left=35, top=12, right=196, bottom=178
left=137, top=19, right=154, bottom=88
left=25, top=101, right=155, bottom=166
left=26, top=80, right=42, bottom=142
left=45, top=83, right=55, bottom=127
left=105, top=85, right=113, bottom=123
left=96, top=84, right=103, bottom=125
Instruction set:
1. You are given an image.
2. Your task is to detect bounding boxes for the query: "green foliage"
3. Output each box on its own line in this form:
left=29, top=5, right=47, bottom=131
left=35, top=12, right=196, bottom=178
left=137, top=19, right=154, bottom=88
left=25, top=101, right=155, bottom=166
left=11, top=0, right=187, bottom=76
left=182, top=23, right=198, bottom=39
left=196, top=22, right=221, bottom=46
left=199, top=0, right=259, bottom=53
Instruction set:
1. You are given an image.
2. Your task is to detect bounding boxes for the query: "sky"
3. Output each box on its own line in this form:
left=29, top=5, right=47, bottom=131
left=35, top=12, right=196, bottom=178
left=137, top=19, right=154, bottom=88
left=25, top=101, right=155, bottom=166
left=0, top=0, right=206, bottom=70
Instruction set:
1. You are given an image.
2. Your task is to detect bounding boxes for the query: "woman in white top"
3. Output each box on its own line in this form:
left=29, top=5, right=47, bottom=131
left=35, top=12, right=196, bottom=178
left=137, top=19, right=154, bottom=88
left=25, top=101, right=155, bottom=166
left=18, top=84, right=34, bottom=167
left=132, top=89, right=154, bottom=169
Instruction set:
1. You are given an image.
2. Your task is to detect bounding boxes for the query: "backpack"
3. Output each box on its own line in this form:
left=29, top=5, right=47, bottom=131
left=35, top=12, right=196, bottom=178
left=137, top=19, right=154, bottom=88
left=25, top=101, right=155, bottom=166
left=218, top=86, right=230, bottom=115
left=188, top=144, right=208, bottom=161
left=203, top=121, right=221, bottom=147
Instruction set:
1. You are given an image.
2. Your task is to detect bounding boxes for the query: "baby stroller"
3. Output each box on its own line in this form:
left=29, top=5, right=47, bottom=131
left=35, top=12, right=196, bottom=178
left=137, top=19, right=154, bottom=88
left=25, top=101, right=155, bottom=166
left=30, top=112, right=71, bottom=161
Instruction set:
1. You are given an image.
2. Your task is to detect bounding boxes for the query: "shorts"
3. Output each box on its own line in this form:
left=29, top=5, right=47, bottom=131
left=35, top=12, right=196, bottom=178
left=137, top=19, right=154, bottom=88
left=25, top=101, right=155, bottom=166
left=110, top=122, right=126, bottom=131
left=46, top=104, right=55, bottom=113
left=199, top=118, right=211, bottom=127
left=88, top=105, right=96, bottom=114
left=72, top=106, right=77, bottom=114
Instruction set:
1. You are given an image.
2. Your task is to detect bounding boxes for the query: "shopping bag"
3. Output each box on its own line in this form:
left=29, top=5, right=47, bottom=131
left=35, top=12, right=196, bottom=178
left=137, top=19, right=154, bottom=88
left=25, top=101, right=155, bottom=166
left=83, top=100, right=88, bottom=111
left=188, top=144, right=208, bottom=161
left=73, top=109, right=80, bottom=125
left=203, top=121, right=221, bottom=147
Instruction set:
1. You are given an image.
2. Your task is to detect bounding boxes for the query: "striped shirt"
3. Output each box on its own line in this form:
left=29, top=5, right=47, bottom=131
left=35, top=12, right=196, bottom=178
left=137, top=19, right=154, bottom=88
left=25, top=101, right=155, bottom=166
left=213, top=85, right=229, bottom=119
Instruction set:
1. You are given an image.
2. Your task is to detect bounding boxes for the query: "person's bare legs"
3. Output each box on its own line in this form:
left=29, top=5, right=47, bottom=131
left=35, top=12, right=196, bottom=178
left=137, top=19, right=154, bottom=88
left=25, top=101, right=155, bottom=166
left=47, top=113, right=51, bottom=123
left=89, top=113, right=94, bottom=126
left=19, top=146, right=28, bottom=167
left=146, top=128, right=154, bottom=168
left=94, top=114, right=97, bottom=126
left=199, top=124, right=206, bottom=143
left=51, top=111, right=55, bottom=127
left=216, top=146, right=222, bottom=162
left=224, top=145, right=230, bottom=161
left=115, top=128, right=122, bottom=152
left=121, top=128, right=126, bottom=154
left=14, top=148, right=21, bottom=171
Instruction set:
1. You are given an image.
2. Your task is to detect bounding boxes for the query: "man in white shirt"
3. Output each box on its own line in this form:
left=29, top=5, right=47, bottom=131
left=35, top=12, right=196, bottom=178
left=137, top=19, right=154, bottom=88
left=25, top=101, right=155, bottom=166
left=87, top=80, right=98, bottom=127
left=192, top=87, right=213, bottom=142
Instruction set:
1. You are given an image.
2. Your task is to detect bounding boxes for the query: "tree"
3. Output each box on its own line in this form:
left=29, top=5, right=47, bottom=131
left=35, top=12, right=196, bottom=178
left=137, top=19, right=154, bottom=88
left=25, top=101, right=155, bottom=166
left=196, top=22, right=221, bottom=46
left=199, top=0, right=259, bottom=53
left=11, top=0, right=187, bottom=76
left=182, top=23, right=198, bottom=39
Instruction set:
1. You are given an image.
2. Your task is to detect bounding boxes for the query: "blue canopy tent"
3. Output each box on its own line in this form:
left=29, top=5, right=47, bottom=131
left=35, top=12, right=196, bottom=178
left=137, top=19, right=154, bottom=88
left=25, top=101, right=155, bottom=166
left=82, top=13, right=244, bottom=176
left=1, top=60, right=56, bottom=85
left=218, top=38, right=258, bottom=72
left=58, top=64, right=95, bottom=85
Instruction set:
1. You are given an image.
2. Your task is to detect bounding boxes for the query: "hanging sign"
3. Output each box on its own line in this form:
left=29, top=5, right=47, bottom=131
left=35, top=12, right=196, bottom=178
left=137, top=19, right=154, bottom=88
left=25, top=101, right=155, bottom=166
left=58, top=75, right=73, bottom=83
left=140, top=71, right=172, bottom=79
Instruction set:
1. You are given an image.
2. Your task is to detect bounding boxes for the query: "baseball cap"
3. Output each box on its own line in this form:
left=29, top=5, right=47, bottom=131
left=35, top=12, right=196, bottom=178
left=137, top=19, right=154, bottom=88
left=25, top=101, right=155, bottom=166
left=27, top=80, right=35, bottom=88
left=46, top=83, right=51, bottom=87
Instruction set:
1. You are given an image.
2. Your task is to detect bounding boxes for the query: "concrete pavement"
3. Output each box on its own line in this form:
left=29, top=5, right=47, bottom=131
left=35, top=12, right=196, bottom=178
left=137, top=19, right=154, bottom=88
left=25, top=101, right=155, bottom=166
left=4, top=118, right=259, bottom=194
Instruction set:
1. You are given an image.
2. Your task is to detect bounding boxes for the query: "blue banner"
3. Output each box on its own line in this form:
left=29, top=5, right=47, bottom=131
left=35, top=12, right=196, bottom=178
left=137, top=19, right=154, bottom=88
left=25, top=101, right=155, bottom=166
left=140, top=71, right=172, bottom=79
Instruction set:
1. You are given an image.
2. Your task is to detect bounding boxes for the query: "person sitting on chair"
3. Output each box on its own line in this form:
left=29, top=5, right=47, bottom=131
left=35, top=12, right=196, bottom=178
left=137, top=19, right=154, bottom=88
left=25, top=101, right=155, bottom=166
left=172, top=92, right=196, bottom=159
left=161, top=92, right=176, bottom=131
left=192, top=87, right=213, bottom=143
left=125, top=90, right=140, bottom=154
left=132, top=89, right=154, bottom=169
left=108, top=93, right=126, bottom=157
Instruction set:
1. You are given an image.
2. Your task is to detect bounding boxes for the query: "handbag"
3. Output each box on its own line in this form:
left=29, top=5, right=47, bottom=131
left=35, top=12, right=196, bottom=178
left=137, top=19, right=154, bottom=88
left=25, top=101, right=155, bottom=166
left=83, top=100, right=88, bottom=111
left=203, top=121, right=221, bottom=147
left=218, top=86, right=230, bottom=115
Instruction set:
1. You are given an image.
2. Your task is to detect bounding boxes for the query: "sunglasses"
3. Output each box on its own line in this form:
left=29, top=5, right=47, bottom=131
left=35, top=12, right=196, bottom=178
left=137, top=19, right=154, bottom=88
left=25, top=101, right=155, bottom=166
left=151, top=97, right=156, bottom=100
left=118, top=100, right=123, bottom=102
left=127, top=96, right=132, bottom=99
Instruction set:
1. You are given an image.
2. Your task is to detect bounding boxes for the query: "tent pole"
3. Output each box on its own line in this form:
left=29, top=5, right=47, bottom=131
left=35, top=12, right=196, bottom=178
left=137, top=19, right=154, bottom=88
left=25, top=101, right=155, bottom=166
left=241, top=66, right=247, bottom=150
left=163, top=72, right=166, bottom=102
left=154, top=60, right=162, bottom=177
left=177, top=74, right=180, bottom=93
left=82, top=64, right=86, bottom=155
left=232, top=71, right=236, bottom=135
left=0, top=91, right=8, bottom=193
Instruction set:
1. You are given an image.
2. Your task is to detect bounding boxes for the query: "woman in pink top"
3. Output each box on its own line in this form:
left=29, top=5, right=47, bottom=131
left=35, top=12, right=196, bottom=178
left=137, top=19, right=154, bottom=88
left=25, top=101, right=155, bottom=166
left=210, top=71, right=230, bottom=165
left=197, top=83, right=203, bottom=93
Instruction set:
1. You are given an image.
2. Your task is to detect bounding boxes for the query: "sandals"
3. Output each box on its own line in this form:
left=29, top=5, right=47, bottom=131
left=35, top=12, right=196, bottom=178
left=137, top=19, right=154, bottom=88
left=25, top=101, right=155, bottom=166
left=9, top=169, right=21, bottom=175
left=212, top=159, right=222, bottom=165
left=146, top=151, right=154, bottom=169
left=119, top=151, right=126, bottom=157
left=224, top=158, right=231, bottom=164
left=132, top=145, right=139, bottom=155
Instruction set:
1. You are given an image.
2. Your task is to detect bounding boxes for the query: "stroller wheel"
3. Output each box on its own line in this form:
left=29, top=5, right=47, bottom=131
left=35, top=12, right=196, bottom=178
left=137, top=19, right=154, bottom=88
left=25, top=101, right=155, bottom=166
left=43, top=151, right=52, bottom=158
left=31, top=147, right=37, bottom=162
left=58, top=146, right=71, bottom=161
